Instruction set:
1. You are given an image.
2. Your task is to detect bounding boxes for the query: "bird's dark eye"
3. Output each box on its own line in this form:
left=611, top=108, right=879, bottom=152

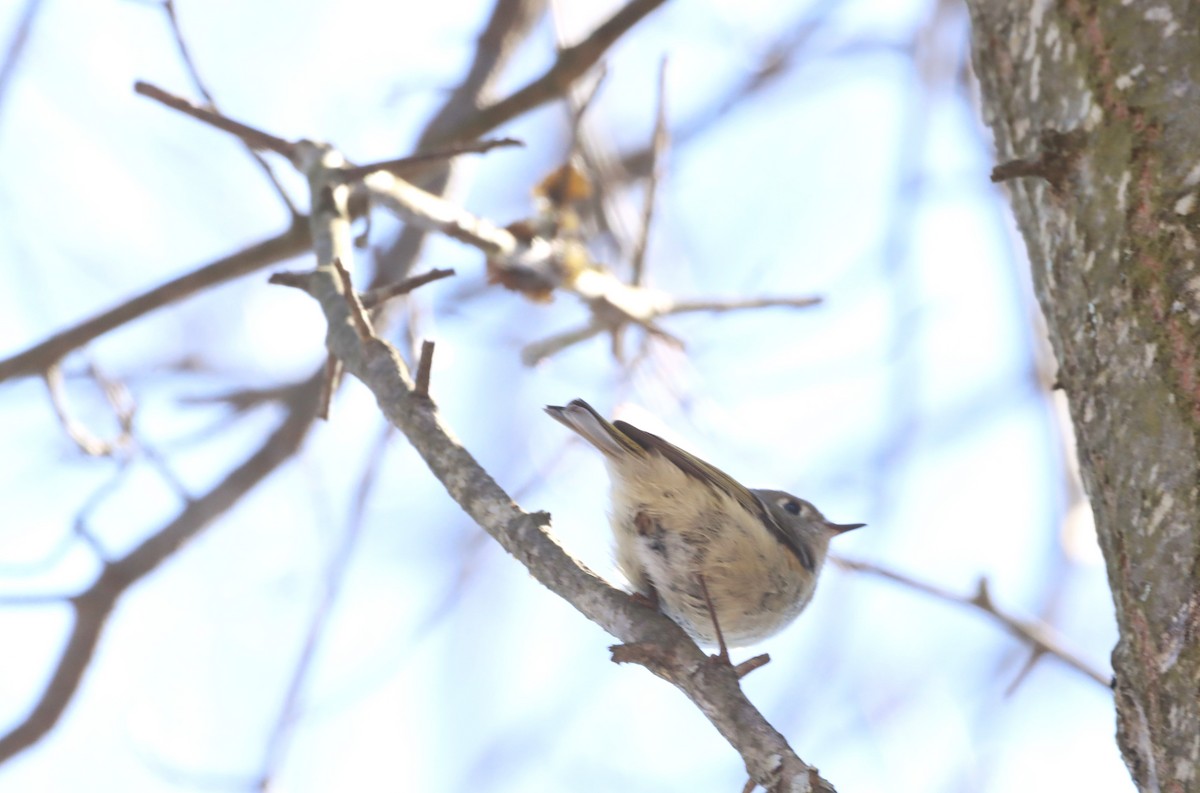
left=782, top=499, right=801, bottom=515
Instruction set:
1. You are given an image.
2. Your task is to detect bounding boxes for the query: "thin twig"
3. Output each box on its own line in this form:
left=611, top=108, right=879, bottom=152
left=548, top=0, right=631, bottom=254
left=158, top=0, right=298, bottom=217
left=519, top=310, right=686, bottom=366
left=158, top=1, right=213, bottom=104
left=1005, top=647, right=1046, bottom=697
left=255, top=421, right=393, bottom=790
left=664, top=295, right=823, bottom=315
left=833, top=556, right=1110, bottom=687
left=521, top=321, right=607, bottom=365
left=0, top=456, right=144, bottom=576
left=160, top=22, right=734, bottom=375
left=134, top=81, right=296, bottom=157
left=331, top=257, right=373, bottom=340
left=456, top=0, right=669, bottom=142
left=414, top=341, right=435, bottom=399
left=138, top=77, right=816, bottom=376
left=43, top=363, right=134, bottom=457
left=0, top=375, right=323, bottom=763
left=361, top=170, right=516, bottom=256
left=339, top=138, right=524, bottom=182
left=616, top=0, right=841, bottom=180
left=574, top=64, right=608, bottom=130
left=364, top=0, right=543, bottom=289
left=630, top=56, right=669, bottom=286
left=565, top=63, right=608, bottom=162
left=733, top=653, right=770, bottom=679
left=359, top=268, right=456, bottom=309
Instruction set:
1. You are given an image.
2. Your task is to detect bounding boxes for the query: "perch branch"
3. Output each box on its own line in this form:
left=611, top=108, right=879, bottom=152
left=278, top=161, right=836, bottom=787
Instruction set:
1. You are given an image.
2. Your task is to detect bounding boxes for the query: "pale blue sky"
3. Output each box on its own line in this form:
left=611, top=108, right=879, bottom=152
left=0, top=1, right=1125, bottom=791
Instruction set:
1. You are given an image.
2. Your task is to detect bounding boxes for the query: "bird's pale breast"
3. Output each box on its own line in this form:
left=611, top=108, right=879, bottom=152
left=606, top=452, right=816, bottom=647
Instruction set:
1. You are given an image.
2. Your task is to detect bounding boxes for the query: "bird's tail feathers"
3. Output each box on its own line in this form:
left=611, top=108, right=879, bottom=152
left=544, top=399, right=641, bottom=458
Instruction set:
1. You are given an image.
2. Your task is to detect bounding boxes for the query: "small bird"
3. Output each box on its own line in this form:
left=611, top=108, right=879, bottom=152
left=545, top=399, right=863, bottom=652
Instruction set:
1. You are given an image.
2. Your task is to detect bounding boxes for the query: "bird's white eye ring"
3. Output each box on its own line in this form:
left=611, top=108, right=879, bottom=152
left=781, top=498, right=801, bottom=515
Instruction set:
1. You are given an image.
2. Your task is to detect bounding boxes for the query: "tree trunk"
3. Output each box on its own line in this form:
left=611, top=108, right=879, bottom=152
left=965, top=2, right=1200, bottom=790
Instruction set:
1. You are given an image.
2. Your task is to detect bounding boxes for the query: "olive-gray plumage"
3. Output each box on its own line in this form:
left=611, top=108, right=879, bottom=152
left=545, top=399, right=863, bottom=648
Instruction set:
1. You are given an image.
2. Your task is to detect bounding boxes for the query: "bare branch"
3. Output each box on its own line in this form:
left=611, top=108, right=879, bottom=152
left=416, top=0, right=547, bottom=147
left=664, top=295, right=823, bottom=315
left=833, top=556, right=1110, bottom=687
left=278, top=190, right=836, bottom=788
left=522, top=321, right=607, bottom=365
left=359, top=268, right=456, bottom=309
left=130, top=81, right=821, bottom=380
left=0, top=376, right=322, bottom=763
left=618, top=0, right=840, bottom=179
left=455, top=0, right=669, bottom=142
left=157, top=1, right=213, bottom=105
left=359, top=169, right=693, bottom=338
left=362, top=169, right=518, bottom=256
left=368, top=0, right=546, bottom=287
left=519, top=292, right=819, bottom=366
left=0, top=3, right=681, bottom=771
left=156, top=0, right=298, bottom=216
left=338, top=137, right=524, bottom=182
left=134, top=81, right=296, bottom=158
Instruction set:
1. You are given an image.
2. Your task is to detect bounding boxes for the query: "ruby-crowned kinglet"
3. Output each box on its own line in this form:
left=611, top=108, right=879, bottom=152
left=546, top=399, right=864, bottom=649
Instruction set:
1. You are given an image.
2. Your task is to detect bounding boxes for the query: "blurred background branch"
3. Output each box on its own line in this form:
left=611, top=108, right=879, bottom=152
left=0, top=1, right=1129, bottom=792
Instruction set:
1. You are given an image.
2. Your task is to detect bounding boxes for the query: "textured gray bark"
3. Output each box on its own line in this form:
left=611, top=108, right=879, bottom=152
left=965, top=2, right=1200, bottom=790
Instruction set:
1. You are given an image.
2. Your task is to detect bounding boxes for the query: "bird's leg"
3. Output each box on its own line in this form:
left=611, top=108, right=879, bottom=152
left=629, top=583, right=659, bottom=610
left=630, top=511, right=663, bottom=610
left=697, top=573, right=730, bottom=665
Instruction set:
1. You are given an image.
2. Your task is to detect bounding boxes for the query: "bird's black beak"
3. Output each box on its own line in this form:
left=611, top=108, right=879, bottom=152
left=827, top=521, right=866, bottom=535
